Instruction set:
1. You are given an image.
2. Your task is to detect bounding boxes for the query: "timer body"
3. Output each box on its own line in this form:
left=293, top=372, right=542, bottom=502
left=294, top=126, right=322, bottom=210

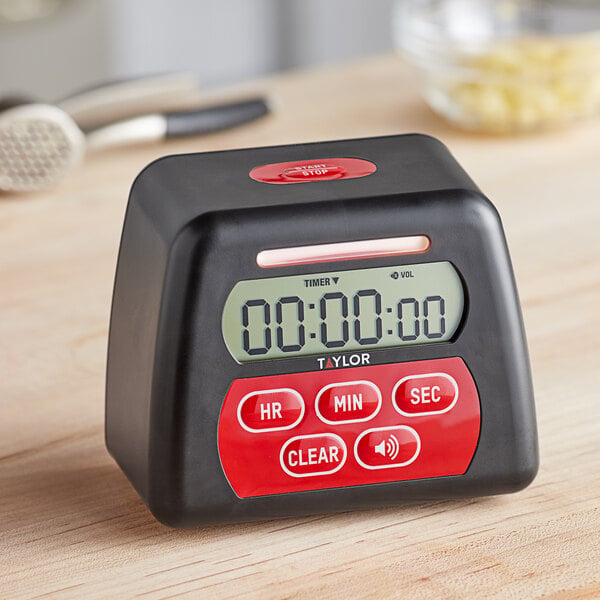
left=106, top=134, right=538, bottom=527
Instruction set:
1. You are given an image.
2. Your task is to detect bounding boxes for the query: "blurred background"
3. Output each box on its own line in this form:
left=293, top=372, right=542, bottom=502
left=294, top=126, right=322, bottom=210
left=2, top=0, right=600, bottom=152
left=0, top=0, right=396, bottom=98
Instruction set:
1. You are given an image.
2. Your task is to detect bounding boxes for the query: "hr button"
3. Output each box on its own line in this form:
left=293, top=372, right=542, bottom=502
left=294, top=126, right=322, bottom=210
left=237, top=388, right=304, bottom=433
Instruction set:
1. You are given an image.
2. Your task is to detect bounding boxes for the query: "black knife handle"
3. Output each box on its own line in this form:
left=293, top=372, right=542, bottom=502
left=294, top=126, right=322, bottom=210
left=165, top=97, right=269, bottom=138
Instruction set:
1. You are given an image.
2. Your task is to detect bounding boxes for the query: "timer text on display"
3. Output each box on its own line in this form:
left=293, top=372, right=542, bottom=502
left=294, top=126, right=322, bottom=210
left=222, top=261, right=464, bottom=361
left=106, top=134, right=538, bottom=527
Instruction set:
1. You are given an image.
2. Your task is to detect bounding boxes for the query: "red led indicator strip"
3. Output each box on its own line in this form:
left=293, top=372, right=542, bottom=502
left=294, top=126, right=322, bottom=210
left=257, top=236, right=430, bottom=268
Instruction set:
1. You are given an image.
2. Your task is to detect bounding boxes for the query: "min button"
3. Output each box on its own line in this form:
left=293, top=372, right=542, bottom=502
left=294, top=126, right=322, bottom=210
left=315, top=380, right=381, bottom=424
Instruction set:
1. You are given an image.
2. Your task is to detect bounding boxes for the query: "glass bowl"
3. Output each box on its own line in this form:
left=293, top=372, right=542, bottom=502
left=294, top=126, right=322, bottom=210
left=393, top=0, right=600, bottom=133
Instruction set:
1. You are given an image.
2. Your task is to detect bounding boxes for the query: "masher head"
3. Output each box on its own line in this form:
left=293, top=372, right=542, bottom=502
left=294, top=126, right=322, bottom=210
left=0, top=104, right=85, bottom=192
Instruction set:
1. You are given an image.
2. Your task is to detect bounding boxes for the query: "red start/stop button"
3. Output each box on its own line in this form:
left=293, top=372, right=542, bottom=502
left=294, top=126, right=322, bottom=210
left=393, top=373, right=458, bottom=416
left=281, top=164, right=345, bottom=181
left=249, top=158, right=377, bottom=184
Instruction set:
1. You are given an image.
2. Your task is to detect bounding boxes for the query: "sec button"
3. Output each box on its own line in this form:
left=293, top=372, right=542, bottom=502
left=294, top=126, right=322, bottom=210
left=393, top=373, right=458, bottom=416
left=237, top=388, right=304, bottom=433
left=280, top=434, right=347, bottom=477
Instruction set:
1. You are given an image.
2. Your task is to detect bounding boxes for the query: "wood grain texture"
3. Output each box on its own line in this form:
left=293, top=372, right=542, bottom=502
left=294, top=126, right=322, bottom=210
left=1, top=55, right=599, bottom=599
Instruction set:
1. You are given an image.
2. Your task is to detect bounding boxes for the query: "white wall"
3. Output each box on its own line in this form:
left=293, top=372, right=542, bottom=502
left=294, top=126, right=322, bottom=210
left=277, top=0, right=395, bottom=68
left=0, top=0, right=395, bottom=99
left=104, top=0, right=281, bottom=85
left=0, top=0, right=110, bottom=99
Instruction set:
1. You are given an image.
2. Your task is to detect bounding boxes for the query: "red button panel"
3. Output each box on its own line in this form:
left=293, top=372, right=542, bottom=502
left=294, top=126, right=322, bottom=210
left=237, top=388, right=304, bottom=432
left=315, top=380, right=381, bottom=424
left=393, top=373, right=458, bottom=416
left=249, top=157, right=377, bottom=185
left=280, top=434, right=347, bottom=477
left=218, top=357, right=480, bottom=498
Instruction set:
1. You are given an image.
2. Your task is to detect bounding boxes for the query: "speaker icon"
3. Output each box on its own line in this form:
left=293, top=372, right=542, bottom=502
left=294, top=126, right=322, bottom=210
left=374, top=435, right=400, bottom=460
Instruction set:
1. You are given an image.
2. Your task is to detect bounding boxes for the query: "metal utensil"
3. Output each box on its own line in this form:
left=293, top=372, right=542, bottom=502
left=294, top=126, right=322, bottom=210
left=0, top=97, right=269, bottom=192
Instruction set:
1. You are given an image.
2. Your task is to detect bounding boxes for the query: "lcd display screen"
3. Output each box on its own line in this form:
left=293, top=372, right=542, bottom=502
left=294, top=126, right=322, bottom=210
left=222, top=261, right=464, bottom=362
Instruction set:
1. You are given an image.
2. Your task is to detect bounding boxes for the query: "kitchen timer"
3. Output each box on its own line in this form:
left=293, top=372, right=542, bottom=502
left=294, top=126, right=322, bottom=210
left=106, top=134, right=538, bottom=527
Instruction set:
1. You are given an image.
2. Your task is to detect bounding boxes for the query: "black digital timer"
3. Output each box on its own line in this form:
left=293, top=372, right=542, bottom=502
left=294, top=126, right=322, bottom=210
left=106, top=134, right=538, bottom=527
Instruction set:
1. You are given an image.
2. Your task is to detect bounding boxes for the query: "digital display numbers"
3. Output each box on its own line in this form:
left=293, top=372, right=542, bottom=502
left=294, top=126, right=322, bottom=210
left=222, top=261, right=464, bottom=362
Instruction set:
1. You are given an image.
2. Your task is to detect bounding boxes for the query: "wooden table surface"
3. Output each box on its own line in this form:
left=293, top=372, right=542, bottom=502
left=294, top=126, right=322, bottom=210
left=2, top=54, right=599, bottom=599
